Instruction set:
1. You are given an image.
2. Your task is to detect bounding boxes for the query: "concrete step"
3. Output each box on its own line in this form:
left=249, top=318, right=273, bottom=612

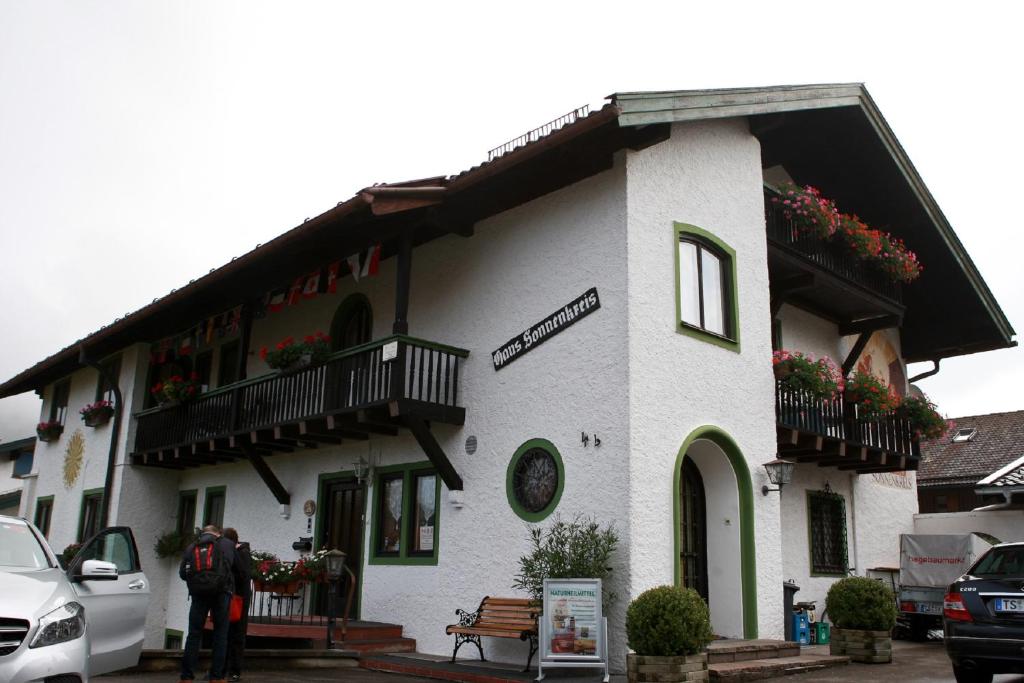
left=341, top=637, right=418, bottom=654
left=710, top=653, right=850, bottom=681
left=707, top=639, right=800, bottom=664
left=129, top=648, right=360, bottom=673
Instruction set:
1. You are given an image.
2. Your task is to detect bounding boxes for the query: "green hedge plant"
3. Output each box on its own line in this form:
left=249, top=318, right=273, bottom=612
left=626, top=585, right=713, bottom=656
left=825, top=577, right=896, bottom=631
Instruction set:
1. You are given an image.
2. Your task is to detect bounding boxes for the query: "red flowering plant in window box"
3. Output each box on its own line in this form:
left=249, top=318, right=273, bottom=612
left=260, top=332, right=331, bottom=371
left=150, top=372, right=201, bottom=405
left=897, top=395, right=951, bottom=440
left=772, top=350, right=844, bottom=401
left=36, top=420, right=63, bottom=442
left=80, top=400, right=114, bottom=427
left=843, top=371, right=900, bottom=417
left=773, top=184, right=923, bottom=283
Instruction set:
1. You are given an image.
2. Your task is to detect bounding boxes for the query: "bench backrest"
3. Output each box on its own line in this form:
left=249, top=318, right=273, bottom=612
left=476, top=597, right=539, bottom=634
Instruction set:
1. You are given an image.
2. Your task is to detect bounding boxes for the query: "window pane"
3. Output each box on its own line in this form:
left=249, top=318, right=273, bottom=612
left=378, top=476, right=403, bottom=554
left=411, top=474, right=436, bottom=554
left=678, top=241, right=700, bottom=327
left=204, top=491, right=225, bottom=529
left=177, top=494, right=197, bottom=537
left=701, top=249, right=725, bottom=335
left=51, top=381, right=70, bottom=424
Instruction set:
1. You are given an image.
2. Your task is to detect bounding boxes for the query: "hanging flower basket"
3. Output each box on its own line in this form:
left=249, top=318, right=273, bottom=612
left=844, top=371, right=900, bottom=417
left=151, top=373, right=201, bottom=405
left=896, top=395, right=951, bottom=440
left=80, top=400, right=114, bottom=427
left=36, top=420, right=63, bottom=442
left=772, top=350, right=844, bottom=400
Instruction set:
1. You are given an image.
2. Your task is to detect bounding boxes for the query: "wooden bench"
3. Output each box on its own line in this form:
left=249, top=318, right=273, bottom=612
left=446, top=596, right=539, bottom=671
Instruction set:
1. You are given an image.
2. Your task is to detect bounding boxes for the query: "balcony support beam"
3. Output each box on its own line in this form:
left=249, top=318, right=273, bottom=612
left=770, top=273, right=816, bottom=318
left=402, top=415, right=463, bottom=491
left=242, top=442, right=291, bottom=506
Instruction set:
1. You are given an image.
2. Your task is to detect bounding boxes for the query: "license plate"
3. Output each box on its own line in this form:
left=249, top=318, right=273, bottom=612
left=916, top=602, right=939, bottom=614
left=994, top=598, right=1024, bottom=612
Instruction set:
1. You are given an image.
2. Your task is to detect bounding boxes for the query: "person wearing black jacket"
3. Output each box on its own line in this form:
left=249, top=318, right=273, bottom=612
left=178, top=525, right=240, bottom=683
left=223, top=527, right=251, bottom=682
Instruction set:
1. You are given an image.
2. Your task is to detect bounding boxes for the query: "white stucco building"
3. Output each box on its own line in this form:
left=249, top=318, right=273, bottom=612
left=1, top=84, right=1015, bottom=668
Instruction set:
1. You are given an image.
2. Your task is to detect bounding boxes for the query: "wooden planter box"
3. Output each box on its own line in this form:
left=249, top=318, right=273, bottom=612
left=829, top=627, right=892, bottom=663
left=36, top=425, right=63, bottom=442
left=627, top=653, right=708, bottom=683
left=83, top=407, right=114, bottom=427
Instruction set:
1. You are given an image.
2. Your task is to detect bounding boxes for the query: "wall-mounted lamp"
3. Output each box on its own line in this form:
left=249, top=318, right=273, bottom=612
left=353, top=447, right=380, bottom=485
left=762, top=459, right=795, bottom=496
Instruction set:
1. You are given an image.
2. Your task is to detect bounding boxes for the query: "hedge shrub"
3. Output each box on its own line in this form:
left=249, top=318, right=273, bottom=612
left=825, top=577, right=896, bottom=631
left=626, top=585, right=713, bottom=656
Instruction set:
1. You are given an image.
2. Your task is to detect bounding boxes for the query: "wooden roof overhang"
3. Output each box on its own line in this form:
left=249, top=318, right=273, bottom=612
left=614, top=84, right=1016, bottom=363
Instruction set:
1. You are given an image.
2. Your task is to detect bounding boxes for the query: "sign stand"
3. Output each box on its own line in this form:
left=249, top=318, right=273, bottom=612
left=536, top=616, right=609, bottom=682
left=535, top=578, right=609, bottom=682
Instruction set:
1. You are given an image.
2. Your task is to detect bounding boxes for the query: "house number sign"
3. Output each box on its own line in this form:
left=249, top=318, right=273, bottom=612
left=492, top=288, right=601, bottom=371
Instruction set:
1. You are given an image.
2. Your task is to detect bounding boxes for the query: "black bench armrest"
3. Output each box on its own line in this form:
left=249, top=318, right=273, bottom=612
left=454, top=607, right=480, bottom=627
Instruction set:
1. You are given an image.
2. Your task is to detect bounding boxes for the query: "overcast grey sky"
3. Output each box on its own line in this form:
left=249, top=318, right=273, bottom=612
left=1, top=1, right=1021, bottom=440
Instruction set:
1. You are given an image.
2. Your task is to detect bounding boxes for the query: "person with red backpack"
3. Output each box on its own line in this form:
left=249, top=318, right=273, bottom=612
left=178, top=524, right=241, bottom=683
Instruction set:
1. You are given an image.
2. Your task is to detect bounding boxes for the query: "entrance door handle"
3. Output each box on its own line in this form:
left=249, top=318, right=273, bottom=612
left=128, top=579, right=146, bottom=590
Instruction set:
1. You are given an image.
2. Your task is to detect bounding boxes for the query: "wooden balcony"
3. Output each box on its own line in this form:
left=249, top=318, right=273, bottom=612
left=131, top=335, right=468, bottom=475
left=776, top=382, right=920, bottom=474
left=765, top=187, right=905, bottom=325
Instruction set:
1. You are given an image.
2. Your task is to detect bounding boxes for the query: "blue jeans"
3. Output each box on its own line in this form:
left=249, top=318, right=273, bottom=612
left=181, top=592, right=231, bottom=680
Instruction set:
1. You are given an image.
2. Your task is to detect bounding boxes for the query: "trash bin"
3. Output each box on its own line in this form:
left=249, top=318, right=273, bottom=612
left=783, top=580, right=800, bottom=642
left=815, top=621, right=830, bottom=645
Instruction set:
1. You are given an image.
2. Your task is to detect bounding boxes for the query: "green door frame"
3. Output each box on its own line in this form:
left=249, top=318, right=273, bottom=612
left=672, top=425, right=758, bottom=639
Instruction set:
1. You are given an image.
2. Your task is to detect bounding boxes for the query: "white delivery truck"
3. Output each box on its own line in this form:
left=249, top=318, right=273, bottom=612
left=898, top=533, right=994, bottom=639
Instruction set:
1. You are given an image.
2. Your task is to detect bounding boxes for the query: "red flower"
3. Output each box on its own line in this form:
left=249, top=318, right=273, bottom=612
left=260, top=347, right=268, bottom=360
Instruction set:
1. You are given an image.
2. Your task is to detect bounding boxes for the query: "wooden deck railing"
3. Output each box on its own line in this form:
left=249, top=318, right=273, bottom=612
left=133, top=335, right=468, bottom=453
left=764, top=187, right=902, bottom=304
left=775, top=382, right=919, bottom=459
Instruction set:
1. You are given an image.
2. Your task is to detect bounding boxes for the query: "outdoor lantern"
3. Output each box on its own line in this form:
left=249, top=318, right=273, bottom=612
left=762, top=459, right=795, bottom=496
left=325, top=549, right=347, bottom=581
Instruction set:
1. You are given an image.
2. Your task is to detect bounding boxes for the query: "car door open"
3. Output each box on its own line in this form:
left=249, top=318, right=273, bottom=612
left=67, top=526, right=150, bottom=677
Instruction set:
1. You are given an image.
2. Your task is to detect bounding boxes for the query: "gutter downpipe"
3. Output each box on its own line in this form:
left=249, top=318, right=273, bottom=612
left=909, top=359, right=941, bottom=384
left=79, top=346, right=123, bottom=530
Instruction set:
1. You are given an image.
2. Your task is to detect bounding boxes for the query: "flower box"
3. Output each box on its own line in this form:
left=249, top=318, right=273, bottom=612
left=36, top=422, right=63, bottom=442
left=252, top=579, right=301, bottom=595
left=80, top=401, right=114, bottom=428
left=261, top=332, right=331, bottom=371
left=829, top=627, right=892, bottom=663
left=627, top=653, right=708, bottom=683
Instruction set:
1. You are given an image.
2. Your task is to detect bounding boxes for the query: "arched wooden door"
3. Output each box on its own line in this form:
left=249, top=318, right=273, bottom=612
left=679, top=457, right=709, bottom=604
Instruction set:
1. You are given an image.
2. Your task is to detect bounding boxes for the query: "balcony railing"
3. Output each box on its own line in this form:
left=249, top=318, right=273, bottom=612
left=764, top=187, right=902, bottom=304
left=133, top=335, right=468, bottom=454
left=775, top=382, right=920, bottom=470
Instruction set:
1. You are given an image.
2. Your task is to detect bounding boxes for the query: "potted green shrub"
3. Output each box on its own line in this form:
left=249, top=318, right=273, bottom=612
left=625, top=585, right=713, bottom=683
left=154, top=529, right=196, bottom=559
left=825, top=577, right=897, bottom=663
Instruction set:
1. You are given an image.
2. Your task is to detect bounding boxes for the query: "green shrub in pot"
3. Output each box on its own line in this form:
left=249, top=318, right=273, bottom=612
left=626, top=585, right=713, bottom=656
left=826, top=577, right=896, bottom=631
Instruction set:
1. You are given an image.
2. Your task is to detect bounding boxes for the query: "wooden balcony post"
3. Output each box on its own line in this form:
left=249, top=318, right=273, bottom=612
left=229, top=302, right=254, bottom=432
left=393, top=230, right=413, bottom=335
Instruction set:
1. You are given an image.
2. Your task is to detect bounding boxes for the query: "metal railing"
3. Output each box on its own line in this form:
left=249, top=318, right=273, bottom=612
left=763, top=187, right=902, bottom=304
left=487, top=105, right=590, bottom=161
left=134, top=335, right=468, bottom=453
left=775, top=382, right=919, bottom=458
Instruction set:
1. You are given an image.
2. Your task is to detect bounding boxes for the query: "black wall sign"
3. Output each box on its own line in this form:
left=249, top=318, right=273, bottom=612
left=492, top=288, right=601, bottom=371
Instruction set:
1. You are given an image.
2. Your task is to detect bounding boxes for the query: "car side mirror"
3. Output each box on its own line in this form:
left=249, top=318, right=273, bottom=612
left=76, top=559, right=119, bottom=581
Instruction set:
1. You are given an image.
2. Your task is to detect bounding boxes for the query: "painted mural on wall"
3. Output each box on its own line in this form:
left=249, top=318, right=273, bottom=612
left=855, top=332, right=906, bottom=397
left=63, top=430, right=85, bottom=488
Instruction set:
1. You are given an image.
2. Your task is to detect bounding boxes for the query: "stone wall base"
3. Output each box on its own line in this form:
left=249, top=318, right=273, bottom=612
left=627, top=653, right=709, bottom=682
left=829, top=628, right=892, bottom=663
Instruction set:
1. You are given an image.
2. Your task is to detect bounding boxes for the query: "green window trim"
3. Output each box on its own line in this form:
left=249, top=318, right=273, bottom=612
left=673, top=222, right=740, bottom=353
left=506, top=438, right=565, bottom=523
left=34, top=495, right=54, bottom=537
left=77, top=488, right=105, bottom=542
left=202, top=486, right=227, bottom=529
left=368, top=461, right=440, bottom=566
left=164, top=628, right=184, bottom=650
left=807, top=489, right=849, bottom=577
left=177, top=489, right=198, bottom=537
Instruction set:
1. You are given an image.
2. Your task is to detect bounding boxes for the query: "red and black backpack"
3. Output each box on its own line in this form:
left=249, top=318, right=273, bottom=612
left=186, top=538, right=231, bottom=597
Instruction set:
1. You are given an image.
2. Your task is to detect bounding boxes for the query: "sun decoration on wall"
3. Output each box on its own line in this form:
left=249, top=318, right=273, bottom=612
left=63, top=430, right=85, bottom=489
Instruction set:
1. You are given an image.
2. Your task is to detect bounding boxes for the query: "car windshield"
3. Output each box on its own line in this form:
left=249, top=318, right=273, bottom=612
left=971, top=546, right=1024, bottom=577
left=0, top=520, right=50, bottom=569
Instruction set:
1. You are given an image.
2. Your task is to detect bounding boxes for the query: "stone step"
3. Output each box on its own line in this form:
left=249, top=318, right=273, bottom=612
left=341, top=637, right=418, bottom=654
left=706, top=640, right=800, bottom=664
left=710, top=653, right=850, bottom=681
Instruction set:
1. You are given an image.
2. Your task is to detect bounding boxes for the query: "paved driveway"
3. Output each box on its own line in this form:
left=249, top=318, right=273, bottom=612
left=766, top=640, right=1024, bottom=682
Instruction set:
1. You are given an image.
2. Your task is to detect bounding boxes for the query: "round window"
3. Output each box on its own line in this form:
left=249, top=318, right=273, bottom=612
left=506, top=439, right=564, bottom=522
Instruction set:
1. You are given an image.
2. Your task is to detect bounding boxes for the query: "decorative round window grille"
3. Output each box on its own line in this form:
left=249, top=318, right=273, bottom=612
left=506, top=439, right=564, bottom=522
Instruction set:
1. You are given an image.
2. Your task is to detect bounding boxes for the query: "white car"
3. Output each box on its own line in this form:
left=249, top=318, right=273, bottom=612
left=0, top=515, right=150, bottom=683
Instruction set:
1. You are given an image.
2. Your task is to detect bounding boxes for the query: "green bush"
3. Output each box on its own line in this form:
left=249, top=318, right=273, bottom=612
left=626, top=585, right=713, bottom=656
left=825, top=577, right=896, bottom=631
left=512, top=515, right=618, bottom=608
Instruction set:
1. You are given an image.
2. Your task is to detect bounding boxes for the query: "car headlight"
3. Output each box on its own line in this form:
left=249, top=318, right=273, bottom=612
left=29, top=602, right=86, bottom=648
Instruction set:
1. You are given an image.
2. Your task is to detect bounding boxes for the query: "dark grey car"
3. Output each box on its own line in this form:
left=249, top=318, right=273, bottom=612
left=944, top=541, right=1024, bottom=683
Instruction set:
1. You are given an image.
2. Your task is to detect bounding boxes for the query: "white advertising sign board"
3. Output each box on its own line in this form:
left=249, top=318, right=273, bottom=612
left=537, top=578, right=609, bottom=682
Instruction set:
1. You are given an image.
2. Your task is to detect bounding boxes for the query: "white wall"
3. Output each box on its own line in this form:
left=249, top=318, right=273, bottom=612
left=624, top=118, right=783, bottom=639
left=915, top=509, right=1024, bottom=544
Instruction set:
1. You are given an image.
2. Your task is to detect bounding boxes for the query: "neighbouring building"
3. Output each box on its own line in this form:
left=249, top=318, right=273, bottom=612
left=918, top=410, right=1024, bottom=513
left=0, top=84, right=1015, bottom=667
left=0, top=437, right=35, bottom=516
